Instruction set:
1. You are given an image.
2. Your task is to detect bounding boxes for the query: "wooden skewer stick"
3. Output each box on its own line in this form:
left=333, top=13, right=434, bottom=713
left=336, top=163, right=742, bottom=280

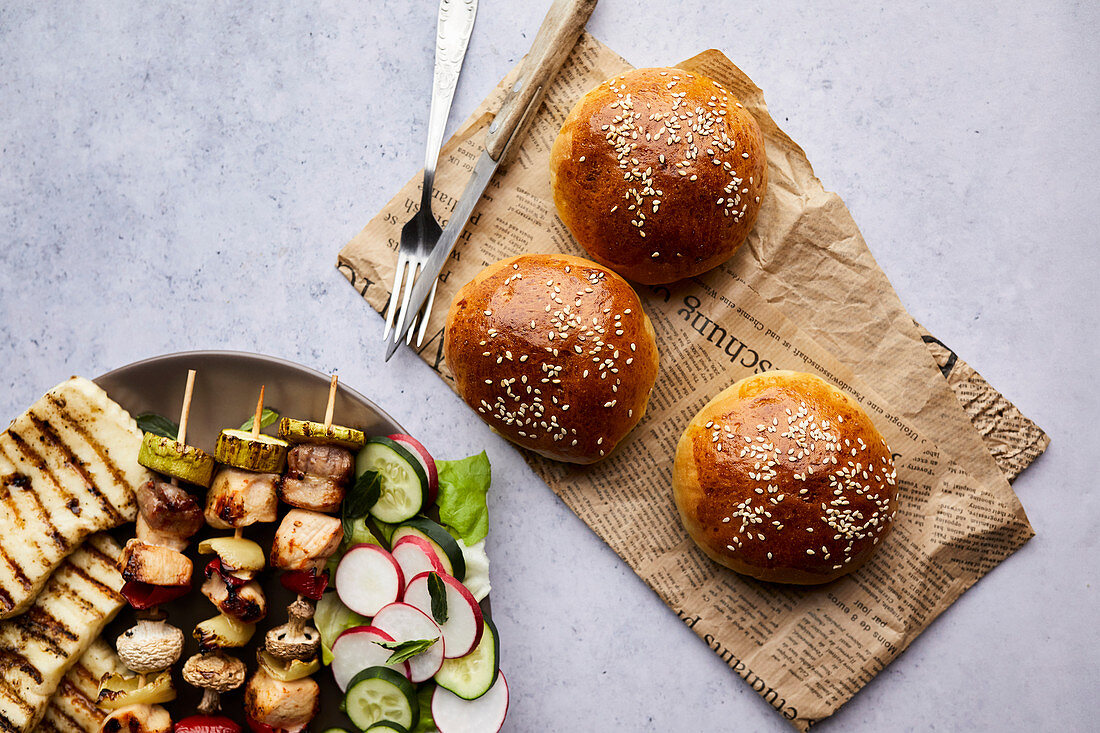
left=323, top=373, right=338, bottom=430
left=236, top=384, right=267, bottom=541
left=171, top=369, right=198, bottom=488
left=251, top=385, right=266, bottom=440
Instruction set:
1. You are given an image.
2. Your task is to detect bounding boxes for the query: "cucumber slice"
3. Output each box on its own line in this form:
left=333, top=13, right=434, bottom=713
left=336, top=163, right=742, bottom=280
left=433, top=616, right=499, bottom=700
left=343, top=666, right=419, bottom=731
left=365, top=723, right=409, bottom=733
left=321, top=729, right=355, bottom=733
left=391, top=518, right=466, bottom=582
left=356, top=438, right=428, bottom=524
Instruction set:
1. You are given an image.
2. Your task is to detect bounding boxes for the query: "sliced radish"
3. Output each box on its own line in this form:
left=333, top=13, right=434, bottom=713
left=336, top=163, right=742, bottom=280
left=330, top=625, right=409, bottom=691
left=388, top=433, right=438, bottom=503
left=371, top=602, right=445, bottom=683
left=432, top=671, right=509, bottom=733
left=404, top=572, right=483, bottom=659
left=392, top=535, right=448, bottom=585
left=336, top=544, right=404, bottom=617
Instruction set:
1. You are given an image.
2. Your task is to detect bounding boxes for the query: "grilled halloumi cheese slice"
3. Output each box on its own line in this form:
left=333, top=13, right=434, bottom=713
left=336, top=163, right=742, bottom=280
left=38, top=638, right=123, bottom=732
left=0, top=376, right=146, bottom=619
left=0, top=534, right=126, bottom=732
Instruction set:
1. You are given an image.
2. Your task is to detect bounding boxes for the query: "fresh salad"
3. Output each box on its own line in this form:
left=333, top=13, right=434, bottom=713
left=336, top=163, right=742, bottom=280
left=315, top=435, right=509, bottom=733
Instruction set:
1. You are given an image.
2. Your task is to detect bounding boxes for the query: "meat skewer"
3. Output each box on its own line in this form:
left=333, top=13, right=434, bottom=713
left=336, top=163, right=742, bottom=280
left=245, top=374, right=362, bottom=732
left=100, top=370, right=210, bottom=732
left=182, top=386, right=286, bottom=728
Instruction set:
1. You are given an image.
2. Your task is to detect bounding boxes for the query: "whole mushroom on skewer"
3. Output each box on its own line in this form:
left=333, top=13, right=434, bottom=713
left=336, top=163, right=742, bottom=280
left=246, top=598, right=322, bottom=732
left=181, top=651, right=247, bottom=714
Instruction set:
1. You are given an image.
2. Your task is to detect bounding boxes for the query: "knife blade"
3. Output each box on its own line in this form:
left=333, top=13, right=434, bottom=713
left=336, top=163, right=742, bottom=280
left=385, top=0, right=598, bottom=360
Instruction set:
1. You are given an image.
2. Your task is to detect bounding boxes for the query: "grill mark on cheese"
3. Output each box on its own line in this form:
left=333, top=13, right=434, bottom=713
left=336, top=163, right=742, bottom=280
left=65, top=555, right=121, bottom=602
left=11, top=607, right=77, bottom=657
left=0, top=544, right=29, bottom=591
left=27, top=414, right=123, bottom=524
left=42, top=640, right=118, bottom=728
left=44, top=393, right=134, bottom=510
left=0, top=647, right=38, bottom=695
left=40, top=680, right=98, bottom=731
left=1, top=431, right=68, bottom=552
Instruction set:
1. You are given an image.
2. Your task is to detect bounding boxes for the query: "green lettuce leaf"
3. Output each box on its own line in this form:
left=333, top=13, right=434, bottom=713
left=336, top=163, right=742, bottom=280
left=436, top=452, right=491, bottom=545
left=412, top=684, right=437, bottom=733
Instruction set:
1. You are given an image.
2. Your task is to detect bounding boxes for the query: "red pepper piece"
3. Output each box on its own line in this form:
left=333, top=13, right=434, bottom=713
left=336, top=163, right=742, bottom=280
left=244, top=717, right=277, bottom=733
left=174, top=715, right=243, bottom=733
left=120, top=580, right=190, bottom=610
left=279, top=568, right=329, bottom=600
left=204, top=558, right=251, bottom=587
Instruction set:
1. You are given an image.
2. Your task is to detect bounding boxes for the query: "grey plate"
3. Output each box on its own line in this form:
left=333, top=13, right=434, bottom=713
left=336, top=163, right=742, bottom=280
left=96, top=351, right=404, bottom=727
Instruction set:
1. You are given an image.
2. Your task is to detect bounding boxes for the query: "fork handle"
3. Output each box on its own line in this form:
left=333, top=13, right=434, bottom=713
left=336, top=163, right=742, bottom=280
left=483, top=0, right=597, bottom=162
left=423, top=0, right=479, bottom=212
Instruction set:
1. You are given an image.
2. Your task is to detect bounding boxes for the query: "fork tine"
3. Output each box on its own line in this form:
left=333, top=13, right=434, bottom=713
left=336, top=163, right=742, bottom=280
left=393, top=259, right=420, bottom=346
left=406, top=262, right=423, bottom=345
left=414, top=280, right=439, bottom=347
left=383, top=254, right=408, bottom=341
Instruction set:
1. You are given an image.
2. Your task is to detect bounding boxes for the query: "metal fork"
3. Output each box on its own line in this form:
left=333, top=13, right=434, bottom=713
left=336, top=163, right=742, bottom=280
left=384, top=0, right=478, bottom=347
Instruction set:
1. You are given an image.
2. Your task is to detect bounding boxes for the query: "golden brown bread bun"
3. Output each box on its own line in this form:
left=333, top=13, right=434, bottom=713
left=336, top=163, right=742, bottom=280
left=549, top=67, right=768, bottom=285
left=444, top=254, right=659, bottom=464
left=673, top=371, right=898, bottom=584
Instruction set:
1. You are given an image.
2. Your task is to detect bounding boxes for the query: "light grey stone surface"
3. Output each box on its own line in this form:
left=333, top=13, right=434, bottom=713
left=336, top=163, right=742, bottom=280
left=1, top=1, right=1096, bottom=730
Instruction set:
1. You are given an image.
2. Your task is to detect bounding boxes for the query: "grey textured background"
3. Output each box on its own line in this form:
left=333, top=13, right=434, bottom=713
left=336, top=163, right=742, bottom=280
left=1, top=1, right=1097, bottom=730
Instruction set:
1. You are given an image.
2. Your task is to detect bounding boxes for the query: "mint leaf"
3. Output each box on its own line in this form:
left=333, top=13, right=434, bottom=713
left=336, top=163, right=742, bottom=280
left=136, top=413, right=179, bottom=440
left=436, top=452, right=492, bottom=545
left=375, top=637, right=437, bottom=665
left=342, top=470, right=382, bottom=543
left=239, top=407, right=280, bottom=431
left=344, top=470, right=382, bottom=522
left=428, top=572, right=448, bottom=625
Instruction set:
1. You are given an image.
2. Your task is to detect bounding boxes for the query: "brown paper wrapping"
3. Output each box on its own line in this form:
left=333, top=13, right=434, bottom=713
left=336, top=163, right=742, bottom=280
left=338, top=33, right=1048, bottom=730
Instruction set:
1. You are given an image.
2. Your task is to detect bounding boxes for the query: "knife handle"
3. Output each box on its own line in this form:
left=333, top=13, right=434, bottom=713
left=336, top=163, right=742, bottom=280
left=483, top=0, right=597, bottom=162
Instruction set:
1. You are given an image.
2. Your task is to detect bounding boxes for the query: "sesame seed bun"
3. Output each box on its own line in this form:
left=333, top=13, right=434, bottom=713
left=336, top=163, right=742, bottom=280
left=672, top=371, right=898, bottom=584
left=549, top=67, right=768, bottom=285
left=444, top=254, right=659, bottom=464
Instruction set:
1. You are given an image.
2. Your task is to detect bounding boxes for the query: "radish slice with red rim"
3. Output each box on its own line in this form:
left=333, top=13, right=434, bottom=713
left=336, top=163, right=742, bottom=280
left=335, top=544, right=404, bottom=617
left=330, top=625, right=409, bottom=691
left=392, top=535, right=448, bottom=585
left=370, top=602, right=445, bottom=684
left=403, top=571, right=483, bottom=659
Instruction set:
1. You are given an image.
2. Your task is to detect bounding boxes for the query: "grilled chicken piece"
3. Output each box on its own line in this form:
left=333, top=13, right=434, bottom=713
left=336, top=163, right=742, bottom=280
left=40, top=639, right=126, bottom=732
left=99, top=704, right=172, bottom=733
left=0, top=534, right=125, bottom=732
left=119, top=539, right=192, bottom=587
left=201, top=573, right=267, bottom=624
left=270, top=509, right=342, bottom=572
left=204, top=467, right=279, bottom=530
left=135, top=479, right=203, bottom=549
left=279, top=444, right=353, bottom=513
left=244, top=668, right=320, bottom=731
left=0, top=377, right=146, bottom=619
